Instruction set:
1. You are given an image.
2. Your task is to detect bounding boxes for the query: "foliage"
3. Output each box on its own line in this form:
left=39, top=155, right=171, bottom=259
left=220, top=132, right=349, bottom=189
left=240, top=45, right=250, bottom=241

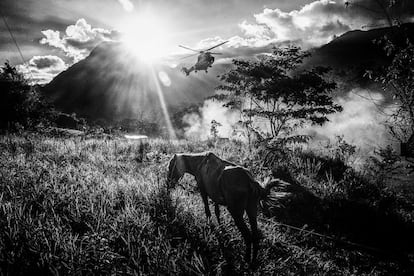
left=364, top=145, right=403, bottom=185
left=347, top=0, right=414, bottom=143
left=0, top=62, right=54, bottom=131
left=367, top=38, right=414, bottom=142
left=214, top=46, right=342, bottom=143
left=210, top=119, right=222, bottom=139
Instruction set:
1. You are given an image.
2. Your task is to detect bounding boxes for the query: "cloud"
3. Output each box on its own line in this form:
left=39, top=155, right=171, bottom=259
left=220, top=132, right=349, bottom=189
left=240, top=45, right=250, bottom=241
left=40, top=19, right=115, bottom=62
left=29, top=55, right=65, bottom=71
left=196, top=37, right=228, bottom=50
left=239, top=20, right=272, bottom=38
left=17, top=55, right=66, bottom=84
left=247, top=0, right=362, bottom=47
left=196, top=33, right=272, bottom=51
left=118, top=0, right=134, bottom=12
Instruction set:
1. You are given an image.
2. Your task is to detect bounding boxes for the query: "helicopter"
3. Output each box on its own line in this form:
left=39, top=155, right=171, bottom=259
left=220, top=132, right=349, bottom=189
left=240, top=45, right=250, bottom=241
left=179, top=41, right=228, bottom=76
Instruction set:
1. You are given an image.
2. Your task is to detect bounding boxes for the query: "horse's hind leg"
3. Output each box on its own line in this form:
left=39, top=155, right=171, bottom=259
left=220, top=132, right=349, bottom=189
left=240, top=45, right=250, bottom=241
left=228, top=207, right=252, bottom=263
left=247, top=200, right=260, bottom=266
left=214, top=203, right=221, bottom=224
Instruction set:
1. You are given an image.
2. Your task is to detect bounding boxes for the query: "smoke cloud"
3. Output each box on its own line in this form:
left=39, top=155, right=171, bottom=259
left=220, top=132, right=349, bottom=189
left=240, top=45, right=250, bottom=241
left=183, top=100, right=240, bottom=140
left=305, top=88, right=392, bottom=151
left=184, top=89, right=394, bottom=154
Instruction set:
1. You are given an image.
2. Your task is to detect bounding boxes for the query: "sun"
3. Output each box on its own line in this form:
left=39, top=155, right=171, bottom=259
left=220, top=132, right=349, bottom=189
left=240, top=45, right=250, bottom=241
left=120, top=13, right=170, bottom=64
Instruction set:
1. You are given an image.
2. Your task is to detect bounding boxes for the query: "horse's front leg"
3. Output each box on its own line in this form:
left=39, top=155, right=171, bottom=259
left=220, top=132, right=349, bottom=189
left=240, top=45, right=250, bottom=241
left=247, top=200, right=260, bottom=267
left=214, top=203, right=221, bottom=224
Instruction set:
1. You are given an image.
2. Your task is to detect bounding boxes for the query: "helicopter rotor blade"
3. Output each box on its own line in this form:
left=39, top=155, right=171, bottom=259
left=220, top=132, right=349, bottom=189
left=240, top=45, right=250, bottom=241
left=204, top=41, right=228, bottom=51
left=209, top=52, right=223, bottom=55
left=179, top=53, right=199, bottom=60
left=178, top=45, right=200, bottom=53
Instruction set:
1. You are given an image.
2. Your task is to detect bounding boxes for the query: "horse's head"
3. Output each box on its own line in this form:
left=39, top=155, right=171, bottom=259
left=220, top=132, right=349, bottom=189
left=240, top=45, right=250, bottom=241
left=167, top=154, right=184, bottom=189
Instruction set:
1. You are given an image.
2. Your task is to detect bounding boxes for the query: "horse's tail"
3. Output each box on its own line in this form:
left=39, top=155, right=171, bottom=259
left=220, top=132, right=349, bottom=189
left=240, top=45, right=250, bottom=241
left=259, top=179, right=282, bottom=199
left=255, top=178, right=288, bottom=212
left=243, top=169, right=286, bottom=210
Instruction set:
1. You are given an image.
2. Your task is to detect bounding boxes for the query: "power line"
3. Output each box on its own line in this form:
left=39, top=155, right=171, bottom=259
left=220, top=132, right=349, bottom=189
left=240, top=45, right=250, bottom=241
left=1, top=11, right=34, bottom=81
left=1, top=12, right=26, bottom=65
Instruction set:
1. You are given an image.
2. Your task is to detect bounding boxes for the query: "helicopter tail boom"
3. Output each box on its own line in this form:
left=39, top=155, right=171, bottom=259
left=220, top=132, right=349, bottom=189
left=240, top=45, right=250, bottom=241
left=181, top=66, right=193, bottom=76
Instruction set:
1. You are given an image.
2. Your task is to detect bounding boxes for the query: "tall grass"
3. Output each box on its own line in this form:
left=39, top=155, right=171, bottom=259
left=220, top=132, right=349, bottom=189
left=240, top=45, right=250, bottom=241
left=0, top=134, right=412, bottom=275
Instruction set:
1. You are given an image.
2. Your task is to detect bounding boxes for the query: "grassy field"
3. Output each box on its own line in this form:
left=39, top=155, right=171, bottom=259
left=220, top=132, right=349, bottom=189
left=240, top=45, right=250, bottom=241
left=0, top=133, right=413, bottom=275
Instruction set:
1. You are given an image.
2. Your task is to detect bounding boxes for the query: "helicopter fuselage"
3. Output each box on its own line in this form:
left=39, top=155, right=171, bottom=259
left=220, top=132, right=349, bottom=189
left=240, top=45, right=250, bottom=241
left=194, top=52, right=215, bottom=71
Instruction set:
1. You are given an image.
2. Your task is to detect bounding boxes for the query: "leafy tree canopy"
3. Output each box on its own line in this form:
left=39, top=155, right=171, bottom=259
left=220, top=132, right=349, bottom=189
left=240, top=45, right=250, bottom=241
left=213, top=46, right=342, bottom=143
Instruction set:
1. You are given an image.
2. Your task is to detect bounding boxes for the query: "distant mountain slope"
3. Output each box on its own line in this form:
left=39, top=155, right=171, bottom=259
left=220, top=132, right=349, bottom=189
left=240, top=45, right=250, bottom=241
left=307, top=23, right=414, bottom=76
left=43, top=41, right=226, bottom=121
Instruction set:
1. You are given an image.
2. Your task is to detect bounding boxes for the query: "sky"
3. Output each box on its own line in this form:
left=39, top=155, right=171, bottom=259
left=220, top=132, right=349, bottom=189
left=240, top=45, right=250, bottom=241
left=2, top=0, right=414, bottom=83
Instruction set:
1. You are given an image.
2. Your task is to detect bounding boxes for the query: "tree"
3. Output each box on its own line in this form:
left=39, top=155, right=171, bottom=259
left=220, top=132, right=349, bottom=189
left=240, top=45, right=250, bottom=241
left=368, top=39, right=414, bottom=143
left=0, top=61, right=53, bottom=130
left=347, top=0, right=414, bottom=155
left=210, top=120, right=222, bottom=139
left=213, top=46, right=342, bottom=147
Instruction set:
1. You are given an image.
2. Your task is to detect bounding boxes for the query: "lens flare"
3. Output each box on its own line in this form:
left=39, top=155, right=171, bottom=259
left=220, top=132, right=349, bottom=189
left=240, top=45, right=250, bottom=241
left=150, top=67, right=176, bottom=139
left=158, top=71, right=171, bottom=87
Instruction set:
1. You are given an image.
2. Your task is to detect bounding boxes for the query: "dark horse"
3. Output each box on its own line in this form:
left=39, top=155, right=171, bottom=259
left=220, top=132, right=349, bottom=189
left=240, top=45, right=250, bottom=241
left=167, top=152, right=281, bottom=264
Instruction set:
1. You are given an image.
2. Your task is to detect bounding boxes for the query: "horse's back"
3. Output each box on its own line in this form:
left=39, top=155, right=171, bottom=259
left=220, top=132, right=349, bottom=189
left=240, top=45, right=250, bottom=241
left=220, top=166, right=260, bottom=198
left=220, top=165, right=252, bottom=185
